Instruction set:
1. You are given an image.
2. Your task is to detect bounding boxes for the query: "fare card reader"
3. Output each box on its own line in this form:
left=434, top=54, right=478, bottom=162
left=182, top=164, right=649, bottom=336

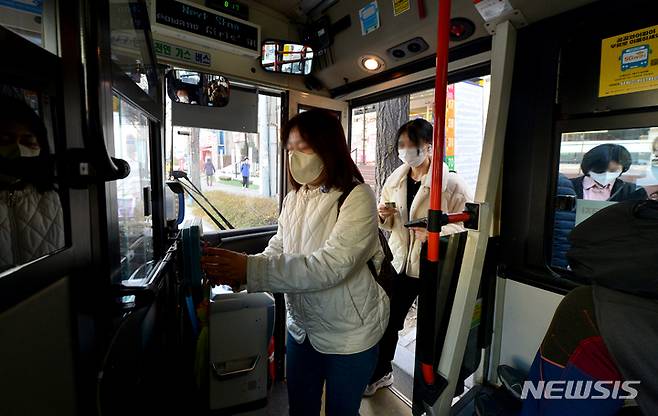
left=180, top=219, right=275, bottom=413
left=209, top=291, right=274, bottom=413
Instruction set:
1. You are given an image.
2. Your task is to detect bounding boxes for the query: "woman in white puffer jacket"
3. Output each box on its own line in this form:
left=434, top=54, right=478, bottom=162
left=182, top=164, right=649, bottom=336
left=202, top=109, right=389, bottom=416
left=365, top=118, right=472, bottom=396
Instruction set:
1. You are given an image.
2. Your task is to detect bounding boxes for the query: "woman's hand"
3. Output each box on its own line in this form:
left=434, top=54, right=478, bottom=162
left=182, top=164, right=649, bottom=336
left=201, top=247, right=248, bottom=288
left=377, top=203, right=397, bottom=221
left=411, top=227, right=428, bottom=243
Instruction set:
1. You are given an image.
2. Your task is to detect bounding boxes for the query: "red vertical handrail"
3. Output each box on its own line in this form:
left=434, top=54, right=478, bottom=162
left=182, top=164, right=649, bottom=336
left=427, top=0, right=452, bottom=262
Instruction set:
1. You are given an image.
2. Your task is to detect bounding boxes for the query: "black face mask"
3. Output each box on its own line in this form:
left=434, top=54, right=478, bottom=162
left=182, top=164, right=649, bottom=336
left=0, top=154, right=55, bottom=190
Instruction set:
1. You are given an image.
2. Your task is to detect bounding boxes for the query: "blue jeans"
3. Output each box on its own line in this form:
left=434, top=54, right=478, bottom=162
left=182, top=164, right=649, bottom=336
left=286, top=332, right=378, bottom=416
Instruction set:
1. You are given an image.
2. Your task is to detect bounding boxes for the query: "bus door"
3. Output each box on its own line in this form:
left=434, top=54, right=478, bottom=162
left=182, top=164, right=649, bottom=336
left=0, top=3, right=93, bottom=415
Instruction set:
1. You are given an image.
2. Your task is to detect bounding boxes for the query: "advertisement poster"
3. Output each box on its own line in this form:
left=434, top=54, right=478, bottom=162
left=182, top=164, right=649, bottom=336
left=599, top=24, right=658, bottom=97
left=445, top=84, right=456, bottom=170
left=453, top=81, right=486, bottom=192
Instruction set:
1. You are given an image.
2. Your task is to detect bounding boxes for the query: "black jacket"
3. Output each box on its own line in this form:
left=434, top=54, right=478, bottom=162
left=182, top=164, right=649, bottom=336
left=570, top=176, right=648, bottom=202
left=551, top=174, right=576, bottom=269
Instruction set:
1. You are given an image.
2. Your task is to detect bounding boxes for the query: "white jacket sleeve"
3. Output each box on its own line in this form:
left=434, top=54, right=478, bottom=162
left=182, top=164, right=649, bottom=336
left=260, top=224, right=283, bottom=257
left=246, top=185, right=378, bottom=294
left=442, top=173, right=473, bottom=235
left=254, top=194, right=289, bottom=258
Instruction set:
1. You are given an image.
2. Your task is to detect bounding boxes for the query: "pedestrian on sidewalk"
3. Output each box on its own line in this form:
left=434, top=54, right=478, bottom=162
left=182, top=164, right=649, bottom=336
left=241, top=157, right=251, bottom=188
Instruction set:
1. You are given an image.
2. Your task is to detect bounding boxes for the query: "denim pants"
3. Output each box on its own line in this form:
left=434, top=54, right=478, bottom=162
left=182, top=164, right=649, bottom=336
left=370, top=273, right=419, bottom=382
left=286, top=332, right=379, bottom=416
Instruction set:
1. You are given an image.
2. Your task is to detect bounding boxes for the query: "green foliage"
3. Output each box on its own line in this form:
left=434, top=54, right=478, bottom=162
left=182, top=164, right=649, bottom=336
left=188, top=189, right=278, bottom=230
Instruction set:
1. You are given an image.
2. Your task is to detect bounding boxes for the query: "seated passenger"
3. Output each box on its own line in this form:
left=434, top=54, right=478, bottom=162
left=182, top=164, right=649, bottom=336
left=570, top=143, right=647, bottom=202
left=200, top=109, right=389, bottom=416
left=520, top=200, right=658, bottom=416
left=366, top=118, right=472, bottom=396
left=0, top=96, right=64, bottom=272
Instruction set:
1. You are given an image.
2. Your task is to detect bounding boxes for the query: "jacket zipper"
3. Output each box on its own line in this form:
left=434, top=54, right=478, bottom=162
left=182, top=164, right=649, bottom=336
left=7, top=191, right=20, bottom=265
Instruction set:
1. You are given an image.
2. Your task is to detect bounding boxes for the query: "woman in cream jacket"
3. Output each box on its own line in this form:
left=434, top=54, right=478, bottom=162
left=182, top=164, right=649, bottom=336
left=201, top=109, right=389, bottom=416
left=365, top=118, right=472, bottom=395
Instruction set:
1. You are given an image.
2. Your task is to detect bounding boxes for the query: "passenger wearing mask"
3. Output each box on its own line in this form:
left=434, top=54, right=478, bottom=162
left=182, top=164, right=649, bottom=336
left=0, top=96, right=64, bottom=272
left=571, top=143, right=647, bottom=201
left=365, top=118, right=472, bottom=395
left=201, top=109, right=389, bottom=416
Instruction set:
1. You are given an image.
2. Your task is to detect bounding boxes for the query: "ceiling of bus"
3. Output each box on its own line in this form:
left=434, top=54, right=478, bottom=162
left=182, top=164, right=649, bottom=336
left=252, top=0, right=599, bottom=92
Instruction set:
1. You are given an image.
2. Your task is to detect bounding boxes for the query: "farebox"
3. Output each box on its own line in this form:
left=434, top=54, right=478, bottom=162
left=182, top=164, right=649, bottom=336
left=208, top=291, right=275, bottom=413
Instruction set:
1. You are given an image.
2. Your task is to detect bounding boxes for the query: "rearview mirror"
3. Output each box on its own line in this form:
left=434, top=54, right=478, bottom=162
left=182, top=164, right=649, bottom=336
left=260, top=40, right=314, bottom=75
left=166, top=69, right=230, bottom=107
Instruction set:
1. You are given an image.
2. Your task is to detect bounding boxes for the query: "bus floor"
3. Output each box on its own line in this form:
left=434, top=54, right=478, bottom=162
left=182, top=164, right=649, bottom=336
left=261, top=381, right=413, bottom=415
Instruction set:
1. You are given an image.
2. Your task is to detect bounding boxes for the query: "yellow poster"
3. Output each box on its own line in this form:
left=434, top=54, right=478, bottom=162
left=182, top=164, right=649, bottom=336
left=599, top=24, right=658, bottom=97
left=393, top=0, right=410, bottom=17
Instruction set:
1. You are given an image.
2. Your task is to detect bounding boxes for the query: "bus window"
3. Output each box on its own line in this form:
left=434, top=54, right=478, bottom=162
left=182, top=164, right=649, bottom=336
left=109, top=0, right=157, bottom=98
left=112, top=94, right=153, bottom=281
left=551, top=127, right=658, bottom=269
left=165, top=93, right=281, bottom=231
left=0, top=86, right=66, bottom=273
left=350, top=76, right=491, bottom=196
left=409, top=76, right=491, bottom=192
left=0, top=1, right=53, bottom=50
left=350, top=105, right=378, bottom=189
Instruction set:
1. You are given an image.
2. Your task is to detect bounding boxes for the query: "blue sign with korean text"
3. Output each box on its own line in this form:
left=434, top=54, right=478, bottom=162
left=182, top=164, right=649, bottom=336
left=359, top=1, right=380, bottom=36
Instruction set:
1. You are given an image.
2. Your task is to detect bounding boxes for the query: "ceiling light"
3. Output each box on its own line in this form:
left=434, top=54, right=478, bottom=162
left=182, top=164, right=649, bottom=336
left=360, top=55, right=384, bottom=72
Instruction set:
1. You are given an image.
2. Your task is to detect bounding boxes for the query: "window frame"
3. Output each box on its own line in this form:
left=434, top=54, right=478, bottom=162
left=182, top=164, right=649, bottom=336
left=89, top=0, right=166, bottom=284
left=0, top=8, right=98, bottom=311
left=543, top=112, right=658, bottom=279
left=168, top=87, right=286, bottom=237
left=347, top=62, right=491, bottom=148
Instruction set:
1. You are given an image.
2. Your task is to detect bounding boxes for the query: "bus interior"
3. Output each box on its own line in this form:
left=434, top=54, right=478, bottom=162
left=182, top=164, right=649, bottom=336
left=1, top=0, right=657, bottom=415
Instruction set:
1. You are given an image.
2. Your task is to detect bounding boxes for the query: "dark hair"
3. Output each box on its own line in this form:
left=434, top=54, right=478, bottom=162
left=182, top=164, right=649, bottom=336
left=0, top=96, right=54, bottom=191
left=581, top=143, right=632, bottom=174
left=396, top=118, right=433, bottom=148
left=0, top=96, right=49, bottom=153
left=282, top=108, right=363, bottom=191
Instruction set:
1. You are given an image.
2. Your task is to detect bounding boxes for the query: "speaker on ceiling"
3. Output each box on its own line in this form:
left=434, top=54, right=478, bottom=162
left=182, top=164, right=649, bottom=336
left=386, top=37, right=429, bottom=61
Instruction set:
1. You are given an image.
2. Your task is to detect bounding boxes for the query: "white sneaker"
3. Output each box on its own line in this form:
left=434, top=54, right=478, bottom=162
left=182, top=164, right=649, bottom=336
left=363, top=372, right=394, bottom=397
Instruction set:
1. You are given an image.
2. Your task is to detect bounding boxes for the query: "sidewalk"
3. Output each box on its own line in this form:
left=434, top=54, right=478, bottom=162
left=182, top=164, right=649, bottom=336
left=200, top=178, right=261, bottom=197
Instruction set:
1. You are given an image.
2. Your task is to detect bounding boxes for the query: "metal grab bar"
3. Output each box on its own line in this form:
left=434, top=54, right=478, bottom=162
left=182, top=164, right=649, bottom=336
left=211, top=355, right=260, bottom=379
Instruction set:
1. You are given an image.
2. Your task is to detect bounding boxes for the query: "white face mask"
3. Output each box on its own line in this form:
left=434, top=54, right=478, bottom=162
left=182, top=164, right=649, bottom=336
left=289, top=150, right=324, bottom=185
left=0, top=143, right=41, bottom=159
left=589, top=170, right=621, bottom=187
left=398, top=147, right=427, bottom=168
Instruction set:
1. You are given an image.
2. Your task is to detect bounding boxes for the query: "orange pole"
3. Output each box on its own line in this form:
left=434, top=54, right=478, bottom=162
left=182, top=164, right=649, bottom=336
left=427, top=0, right=452, bottom=262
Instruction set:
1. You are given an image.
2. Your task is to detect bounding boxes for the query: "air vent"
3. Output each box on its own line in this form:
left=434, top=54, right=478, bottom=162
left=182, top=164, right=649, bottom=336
left=386, top=37, right=429, bottom=61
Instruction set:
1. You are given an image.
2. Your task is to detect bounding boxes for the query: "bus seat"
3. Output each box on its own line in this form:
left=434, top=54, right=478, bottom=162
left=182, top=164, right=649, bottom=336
left=476, top=286, right=646, bottom=416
